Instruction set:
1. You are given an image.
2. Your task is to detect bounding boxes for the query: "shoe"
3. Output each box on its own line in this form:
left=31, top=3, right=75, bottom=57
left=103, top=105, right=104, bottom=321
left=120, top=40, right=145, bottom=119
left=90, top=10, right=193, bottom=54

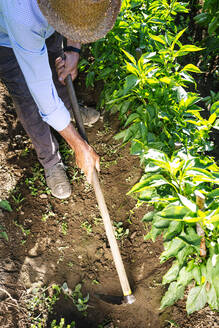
left=45, top=161, right=71, bottom=199
left=71, top=106, right=100, bottom=126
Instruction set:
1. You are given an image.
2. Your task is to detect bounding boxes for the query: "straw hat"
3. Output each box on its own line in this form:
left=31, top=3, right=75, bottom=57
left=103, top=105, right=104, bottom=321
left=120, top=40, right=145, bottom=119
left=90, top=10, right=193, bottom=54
left=37, top=0, right=121, bottom=44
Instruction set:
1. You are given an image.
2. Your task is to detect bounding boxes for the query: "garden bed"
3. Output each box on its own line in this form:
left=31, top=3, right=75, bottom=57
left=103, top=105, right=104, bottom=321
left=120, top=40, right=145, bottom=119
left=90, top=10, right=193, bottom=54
left=0, top=81, right=218, bottom=328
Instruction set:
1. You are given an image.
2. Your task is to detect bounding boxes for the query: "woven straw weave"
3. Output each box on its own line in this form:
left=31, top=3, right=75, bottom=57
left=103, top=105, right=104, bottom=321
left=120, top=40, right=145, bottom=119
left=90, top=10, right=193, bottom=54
left=37, top=0, right=121, bottom=43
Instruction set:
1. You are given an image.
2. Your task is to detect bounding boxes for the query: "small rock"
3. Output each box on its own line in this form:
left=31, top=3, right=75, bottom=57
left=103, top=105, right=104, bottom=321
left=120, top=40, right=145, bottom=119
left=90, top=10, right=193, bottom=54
left=39, top=194, right=47, bottom=199
left=28, top=245, right=39, bottom=257
left=130, top=231, right=137, bottom=239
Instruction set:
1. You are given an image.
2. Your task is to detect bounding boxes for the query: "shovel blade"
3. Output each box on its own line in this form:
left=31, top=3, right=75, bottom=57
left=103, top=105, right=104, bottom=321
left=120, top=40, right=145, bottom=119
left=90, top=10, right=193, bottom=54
left=94, top=293, right=124, bottom=305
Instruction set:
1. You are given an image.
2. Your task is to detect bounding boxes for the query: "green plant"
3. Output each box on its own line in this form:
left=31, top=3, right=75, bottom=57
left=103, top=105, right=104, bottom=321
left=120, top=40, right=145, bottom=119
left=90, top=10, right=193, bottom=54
left=80, top=0, right=189, bottom=109
left=12, top=193, right=25, bottom=205
left=113, top=221, right=129, bottom=240
left=129, top=149, right=219, bottom=312
left=61, top=222, right=68, bottom=235
left=25, top=163, right=51, bottom=196
left=11, top=192, right=25, bottom=211
left=41, top=211, right=55, bottom=222
left=165, top=320, right=179, bottom=328
left=81, top=221, right=92, bottom=234
left=51, top=318, right=75, bottom=328
left=14, top=221, right=30, bottom=238
left=203, top=91, right=219, bottom=109
left=195, top=0, right=219, bottom=36
left=81, top=0, right=219, bottom=315
left=62, top=283, right=89, bottom=316
left=0, top=224, right=8, bottom=241
left=0, top=200, right=12, bottom=241
left=26, top=285, right=61, bottom=327
left=59, top=140, right=74, bottom=162
left=0, top=199, right=12, bottom=212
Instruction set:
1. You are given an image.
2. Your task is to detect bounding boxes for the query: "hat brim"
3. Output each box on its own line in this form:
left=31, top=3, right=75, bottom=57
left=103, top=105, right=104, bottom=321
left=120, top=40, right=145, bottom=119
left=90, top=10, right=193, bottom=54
left=37, top=0, right=121, bottom=44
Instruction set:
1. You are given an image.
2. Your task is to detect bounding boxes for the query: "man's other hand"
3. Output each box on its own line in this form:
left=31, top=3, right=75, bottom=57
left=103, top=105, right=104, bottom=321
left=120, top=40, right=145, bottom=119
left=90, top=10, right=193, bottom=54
left=55, top=51, right=79, bottom=85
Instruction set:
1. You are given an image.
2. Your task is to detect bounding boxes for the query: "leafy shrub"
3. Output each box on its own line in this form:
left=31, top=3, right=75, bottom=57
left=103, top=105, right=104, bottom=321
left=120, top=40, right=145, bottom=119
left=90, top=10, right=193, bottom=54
left=82, top=0, right=219, bottom=315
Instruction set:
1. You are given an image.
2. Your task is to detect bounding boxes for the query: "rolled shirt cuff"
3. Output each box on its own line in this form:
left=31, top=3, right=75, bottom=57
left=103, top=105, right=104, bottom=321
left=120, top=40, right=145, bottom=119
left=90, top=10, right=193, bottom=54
left=40, top=105, right=71, bottom=131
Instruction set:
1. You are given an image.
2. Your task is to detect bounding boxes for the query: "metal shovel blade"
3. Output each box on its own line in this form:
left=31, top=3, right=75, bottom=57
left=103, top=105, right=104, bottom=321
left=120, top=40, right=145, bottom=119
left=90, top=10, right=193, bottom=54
left=94, top=293, right=136, bottom=305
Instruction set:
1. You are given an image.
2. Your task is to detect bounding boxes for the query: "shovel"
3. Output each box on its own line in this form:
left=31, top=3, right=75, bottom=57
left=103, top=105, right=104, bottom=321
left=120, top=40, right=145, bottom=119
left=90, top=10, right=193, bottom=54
left=65, top=74, right=136, bottom=305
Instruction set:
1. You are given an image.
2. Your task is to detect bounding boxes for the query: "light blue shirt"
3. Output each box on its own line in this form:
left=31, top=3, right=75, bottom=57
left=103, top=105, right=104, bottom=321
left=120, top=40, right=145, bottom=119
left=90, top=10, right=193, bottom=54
left=0, top=0, right=70, bottom=131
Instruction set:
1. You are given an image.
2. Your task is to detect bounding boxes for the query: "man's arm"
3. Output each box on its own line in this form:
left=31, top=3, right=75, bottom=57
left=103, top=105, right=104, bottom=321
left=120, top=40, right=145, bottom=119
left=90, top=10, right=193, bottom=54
left=4, top=13, right=99, bottom=183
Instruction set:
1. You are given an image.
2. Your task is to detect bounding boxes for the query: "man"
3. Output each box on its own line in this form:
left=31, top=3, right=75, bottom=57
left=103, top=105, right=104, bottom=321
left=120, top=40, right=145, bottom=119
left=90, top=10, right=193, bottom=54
left=0, top=0, right=121, bottom=199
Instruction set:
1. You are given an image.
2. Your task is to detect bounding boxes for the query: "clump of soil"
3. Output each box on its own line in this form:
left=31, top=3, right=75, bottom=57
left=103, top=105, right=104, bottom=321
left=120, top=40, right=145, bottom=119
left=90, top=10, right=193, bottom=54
left=0, top=81, right=219, bottom=328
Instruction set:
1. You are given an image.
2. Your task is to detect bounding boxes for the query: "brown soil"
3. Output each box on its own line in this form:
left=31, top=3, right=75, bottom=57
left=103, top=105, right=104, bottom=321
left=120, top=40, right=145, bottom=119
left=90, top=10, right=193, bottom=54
left=0, top=81, right=218, bottom=328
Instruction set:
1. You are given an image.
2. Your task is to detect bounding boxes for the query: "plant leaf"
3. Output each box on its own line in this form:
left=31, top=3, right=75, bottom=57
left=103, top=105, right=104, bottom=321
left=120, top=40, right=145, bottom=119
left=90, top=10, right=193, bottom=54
left=142, top=211, right=155, bottom=222
left=149, top=34, right=166, bottom=45
left=160, top=237, right=185, bottom=263
left=162, top=261, right=180, bottom=284
left=160, top=205, right=189, bottom=219
left=0, top=231, right=8, bottom=241
left=178, top=194, right=196, bottom=213
left=128, top=174, right=169, bottom=194
left=164, top=221, right=183, bottom=241
left=181, top=64, right=202, bottom=73
left=160, top=282, right=185, bottom=309
left=186, top=285, right=207, bottom=314
left=122, top=49, right=136, bottom=65
left=0, top=200, right=12, bottom=212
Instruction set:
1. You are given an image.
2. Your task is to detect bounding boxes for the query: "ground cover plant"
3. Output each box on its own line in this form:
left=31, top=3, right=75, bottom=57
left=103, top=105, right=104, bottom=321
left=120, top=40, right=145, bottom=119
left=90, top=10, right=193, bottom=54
left=84, top=0, right=219, bottom=315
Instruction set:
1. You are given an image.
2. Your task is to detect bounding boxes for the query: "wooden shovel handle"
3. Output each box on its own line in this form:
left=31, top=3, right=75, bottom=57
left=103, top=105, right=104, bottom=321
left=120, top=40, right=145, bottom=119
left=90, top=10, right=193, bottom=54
left=92, top=169, right=132, bottom=296
left=65, top=74, right=132, bottom=297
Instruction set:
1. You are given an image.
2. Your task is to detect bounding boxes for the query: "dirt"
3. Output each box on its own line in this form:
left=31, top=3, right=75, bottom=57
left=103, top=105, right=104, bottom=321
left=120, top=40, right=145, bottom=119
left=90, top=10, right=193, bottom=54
left=0, top=81, right=219, bottom=328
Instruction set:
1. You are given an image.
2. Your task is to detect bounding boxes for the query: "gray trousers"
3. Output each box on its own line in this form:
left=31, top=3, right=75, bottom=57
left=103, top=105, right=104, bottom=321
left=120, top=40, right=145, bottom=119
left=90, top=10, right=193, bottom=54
left=0, top=32, right=72, bottom=169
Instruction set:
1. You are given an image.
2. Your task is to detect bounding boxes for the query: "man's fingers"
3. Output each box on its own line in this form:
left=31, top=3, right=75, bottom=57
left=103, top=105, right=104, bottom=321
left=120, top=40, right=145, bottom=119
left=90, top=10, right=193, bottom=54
left=56, top=61, right=65, bottom=70
left=95, top=159, right=100, bottom=172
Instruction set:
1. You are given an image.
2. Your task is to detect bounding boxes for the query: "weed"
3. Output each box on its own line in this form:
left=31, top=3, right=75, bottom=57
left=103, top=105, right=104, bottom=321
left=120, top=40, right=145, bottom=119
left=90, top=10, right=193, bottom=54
left=25, top=285, right=61, bottom=327
left=67, top=262, right=73, bottom=268
left=93, top=217, right=102, bottom=226
left=61, top=222, right=68, bottom=235
left=113, top=221, right=129, bottom=240
left=62, top=282, right=89, bottom=316
left=20, top=146, right=30, bottom=157
left=81, top=221, right=92, bottom=234
left=51, top=318, right=75, bottom=328
left=25, top=163, right=51, bottom=196
left=101, top=159, right=117, bottom=169
left=0, top=224, right=8, bottom=241
left=165, top=320, right=179, bottom=328
left=59, top=140, right=74, bottom=162
left=12, top=193, right=25, bottom=205
left=41, top=211, right=55, bottom=222
left=14, top=221, right=30, bottom=238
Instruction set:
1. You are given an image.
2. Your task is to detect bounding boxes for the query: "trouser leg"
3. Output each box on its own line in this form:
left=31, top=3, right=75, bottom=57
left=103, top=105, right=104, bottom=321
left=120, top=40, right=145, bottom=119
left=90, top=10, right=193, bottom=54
left=0, top=46, right=61, bottom=169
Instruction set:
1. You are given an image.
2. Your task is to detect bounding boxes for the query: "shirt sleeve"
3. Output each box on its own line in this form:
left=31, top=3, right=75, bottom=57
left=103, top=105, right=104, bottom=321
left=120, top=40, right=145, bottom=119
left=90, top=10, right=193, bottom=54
left=3, top=13, right=70, bottom=132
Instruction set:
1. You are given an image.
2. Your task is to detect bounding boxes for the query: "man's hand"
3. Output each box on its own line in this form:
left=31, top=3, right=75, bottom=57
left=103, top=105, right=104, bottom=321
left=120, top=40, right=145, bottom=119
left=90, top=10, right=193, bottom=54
left=74, top=140, right=100, bottom=184
left=55, top=51, right=79, bottom=85
left=59, top=123, right=100, bottom=184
